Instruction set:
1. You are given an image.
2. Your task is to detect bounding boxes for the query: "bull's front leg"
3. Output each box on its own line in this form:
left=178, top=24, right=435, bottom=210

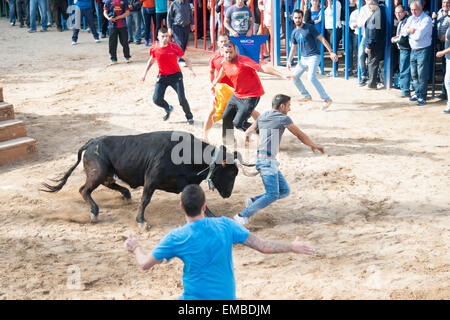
left=136, top=183, right=156, bottom=231
left=205, top=205, right=216, bottom=217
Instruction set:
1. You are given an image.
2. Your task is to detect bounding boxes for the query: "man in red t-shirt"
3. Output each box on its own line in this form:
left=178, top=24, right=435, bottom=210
left=141, top=28, right=196, bottom=124
left=203, top=33, right=261, bottom=141
left=211, top=40, right=293, bottom=144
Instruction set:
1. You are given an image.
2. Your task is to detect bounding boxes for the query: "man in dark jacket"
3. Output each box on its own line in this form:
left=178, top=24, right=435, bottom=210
left=364, top=0, right=387, bottom=89
left=167, top=0, right=195, bottom=66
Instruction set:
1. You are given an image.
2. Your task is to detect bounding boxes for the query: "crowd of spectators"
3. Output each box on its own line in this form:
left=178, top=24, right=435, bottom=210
left=2, top=0, right=449, bottom=112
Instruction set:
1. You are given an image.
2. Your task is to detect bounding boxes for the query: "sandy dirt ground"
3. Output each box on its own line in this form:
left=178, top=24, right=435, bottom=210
left=0, top=19, right=449, bottom=300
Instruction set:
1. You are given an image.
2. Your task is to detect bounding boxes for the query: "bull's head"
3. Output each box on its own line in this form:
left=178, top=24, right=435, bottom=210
left=211, top=146, right=258, bottom=198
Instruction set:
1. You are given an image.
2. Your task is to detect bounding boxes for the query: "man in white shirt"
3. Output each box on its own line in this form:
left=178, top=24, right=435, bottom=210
left=402, top=0, right=433, bottom=105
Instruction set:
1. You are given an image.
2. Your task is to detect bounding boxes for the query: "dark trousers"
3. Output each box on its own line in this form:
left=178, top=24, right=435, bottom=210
left=155, top=12, right=167, bottom=37
left=367, top=49, right=384, bottom=89
left=16, top=0, right=29, bottom=27
left=153, top=72, right=193, bottom=120
left=109, top=27, right=130, bottom=61
left=222, top=94, right=260, bottom=141
left=72, top=8, right=99, bottom=41
left=50, top=0, right=67, bottom=29
left=172, top=24, right=190, bottom=52
left=142, top=6, right=156, bottom=41
left=325, top=28, right=342, bottom=71
left=98, top=1, right=108, bottom=35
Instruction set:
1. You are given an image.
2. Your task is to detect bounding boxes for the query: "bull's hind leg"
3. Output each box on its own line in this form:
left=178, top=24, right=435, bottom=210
left=102, top=176, right=131, bottom=200
left=136, top=182, right=157, bottom=231
left=80, top=158, right=107, bottom=222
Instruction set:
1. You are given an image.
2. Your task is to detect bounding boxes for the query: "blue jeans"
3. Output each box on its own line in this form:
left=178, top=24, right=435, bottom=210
left=29, top=0, right=48, bottom=30
left=142, top=6, right=156, bottom=42
left=240, top=158, right=290, bottom=219
left=399, top=50, right=411, bottom=96
left=127, top=10, right=142, bottom=42
left=72, top=8, right=99, bottom=42
left=292, top=54, right=330, bottom=101
left=410, top=46, right=431, bottom=100
left=358, top=37, right=368, bottom=79
left=9, top=0, right=16, bottom=23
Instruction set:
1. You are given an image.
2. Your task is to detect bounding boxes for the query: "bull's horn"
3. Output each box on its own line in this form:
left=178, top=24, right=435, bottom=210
left=234, top=159, right=259, bottom=177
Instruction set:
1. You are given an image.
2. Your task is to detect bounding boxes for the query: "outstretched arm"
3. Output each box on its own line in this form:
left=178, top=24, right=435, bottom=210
left=124, top=235, right=163, bottom=270
left=141, top=56, right=155, bottom=82
left=181, top=54, right=196, bottom=77
left=260, top=63, right=295, bottom=80
left=243, top=233, right=315, bottom=255
left=317, top=34, right=338, bottom=62
left=287, top=123, right=325, bottom=153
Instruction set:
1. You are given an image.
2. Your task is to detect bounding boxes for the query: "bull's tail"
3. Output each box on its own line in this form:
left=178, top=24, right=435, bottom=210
left=40, top=139, right=94, bottom=193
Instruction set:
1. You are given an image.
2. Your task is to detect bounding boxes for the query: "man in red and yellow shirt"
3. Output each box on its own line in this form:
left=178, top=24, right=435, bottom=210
left=212, top=40, right=293, bottom=144
left=203, top=33, right=261, bottom=141
left=141, top=28, right=196, bottom=124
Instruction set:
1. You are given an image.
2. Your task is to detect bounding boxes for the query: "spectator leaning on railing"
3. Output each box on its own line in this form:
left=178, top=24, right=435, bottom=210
left=401, top=0, right=433, bottom=106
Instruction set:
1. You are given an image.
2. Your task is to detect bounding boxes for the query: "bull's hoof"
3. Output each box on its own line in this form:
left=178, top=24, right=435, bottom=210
left=137, top=222, right=151, bottom=231
left=123, top=191, right=131, bottom=200
left=90, top=213, right=99, bottom=223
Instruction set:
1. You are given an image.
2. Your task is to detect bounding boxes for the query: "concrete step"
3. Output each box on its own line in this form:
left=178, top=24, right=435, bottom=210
left=0, top=102, right=15, bottom=122
left=0, top=119, right=26, bottom=142
left=0, top=137, right=38, bottom=166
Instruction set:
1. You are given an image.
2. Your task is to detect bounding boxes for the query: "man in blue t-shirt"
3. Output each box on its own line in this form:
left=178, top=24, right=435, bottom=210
left=124, top=184, right=315, bottom=300
left=229, top=34, right=269, bottom=63
left=287, top=9, right=338, bottom=110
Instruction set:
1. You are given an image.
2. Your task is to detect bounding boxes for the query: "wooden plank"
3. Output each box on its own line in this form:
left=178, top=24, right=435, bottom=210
left=0, top=102, right=14, bottom=121
left=0, top=137, right=38, bottom=166
left=0, top=120, right=26, bottom=142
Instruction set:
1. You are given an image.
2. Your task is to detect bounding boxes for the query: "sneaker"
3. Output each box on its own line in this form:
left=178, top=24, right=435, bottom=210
left=233, top=214, right=249, bottom=225
left=128, top=39, right=133, bottom=44
left=377, top=83, right=386, bottom=90
left=110, top=60, right=118, bottom=65
left=245, top=198, right=254, bottom=208
left=163, top=105, right=173, bottom=121
left=298, top=96, right=312, bottom=102
left=95, top=38, right=100, bottom=43
left=417, top=98, right=426, bottom=106
left=443, top=106, right=450, bottom=114
left=101, top=33, right=106, bottom=38
left=40, top=28, right=48, bottom=32
left=399, top=92, right=410, bottom=98
left=27, top=29, right=36, bottom=33
left=136, top=40, right=142, bottom=45
left=72, top=41, right=77, bottom=45
left=409, top=95, right=418, bottom=102
left=145, top=40, right=150, bottom=46
left=125, top=57, right=131, bottom=63
left=10, top=22, right=15, bottom=26
left=322, top=99, right=332, bottom=110
left=187, top=118, right=194, bottom=125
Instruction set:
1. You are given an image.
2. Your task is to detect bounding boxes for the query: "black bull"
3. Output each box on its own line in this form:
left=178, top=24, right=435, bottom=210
left=41, top=131, right=256, bottom=230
